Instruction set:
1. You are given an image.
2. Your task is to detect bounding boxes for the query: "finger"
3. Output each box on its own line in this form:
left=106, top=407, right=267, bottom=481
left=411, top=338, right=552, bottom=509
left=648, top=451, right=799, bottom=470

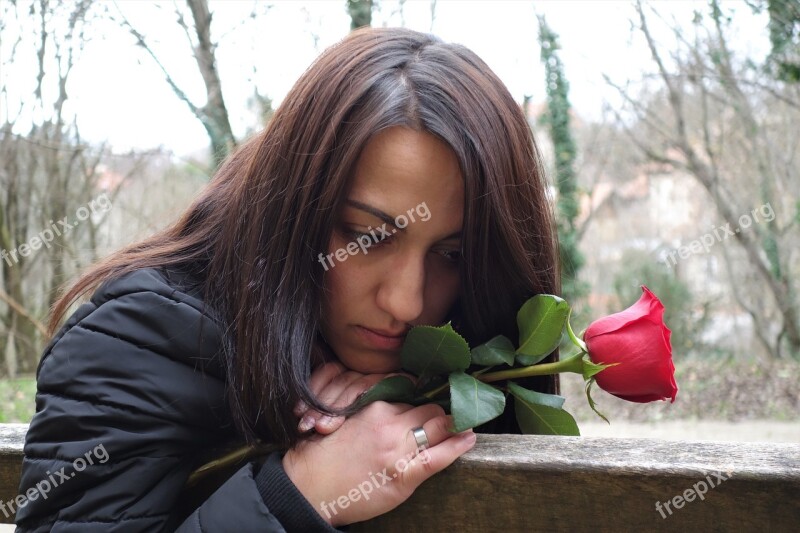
left=299, top=369, right=364, bottom=432
left=314, top=373, right=394, bottom=434
left=296, top=361, right=348, bottom=425
left=308, top=361, right=347, bottom=395
left=401, top=403, right=448, bottom=434
left=402, top=411, right=452, bottom=455
left=295, top=361, right=347, bottom=417
left=397, top=428, right=476, bottom=487
left=317, top=371, right=364, bottom=407
left=292, top=400, right=308, bottom=418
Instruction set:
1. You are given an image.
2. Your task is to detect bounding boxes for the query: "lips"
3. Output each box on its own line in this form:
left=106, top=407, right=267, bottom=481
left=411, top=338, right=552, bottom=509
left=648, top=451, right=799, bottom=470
left=364, top=327, right=409, bottom=338
left=356, top=326, right=408, bottom=350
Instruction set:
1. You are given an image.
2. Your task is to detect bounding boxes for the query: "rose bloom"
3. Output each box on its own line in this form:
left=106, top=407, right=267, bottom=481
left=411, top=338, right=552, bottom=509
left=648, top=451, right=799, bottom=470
left=584, top=286, right=678, bottom=403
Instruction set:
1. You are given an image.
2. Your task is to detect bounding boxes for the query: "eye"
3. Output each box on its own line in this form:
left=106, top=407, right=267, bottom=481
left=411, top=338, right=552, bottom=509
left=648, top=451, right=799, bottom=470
left=435, top=248, right=461, bottom=263
left=344, top=228, right=393, bottom=247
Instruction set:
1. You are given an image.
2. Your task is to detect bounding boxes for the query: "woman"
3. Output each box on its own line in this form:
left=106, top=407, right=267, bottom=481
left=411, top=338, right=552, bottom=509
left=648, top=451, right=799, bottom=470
left=15, top=26, right=558, bottom=531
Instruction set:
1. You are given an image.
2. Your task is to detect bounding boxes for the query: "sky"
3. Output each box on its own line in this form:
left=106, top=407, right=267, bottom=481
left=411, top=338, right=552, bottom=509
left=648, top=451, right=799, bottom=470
left=1, top=0, right=770, bottom=157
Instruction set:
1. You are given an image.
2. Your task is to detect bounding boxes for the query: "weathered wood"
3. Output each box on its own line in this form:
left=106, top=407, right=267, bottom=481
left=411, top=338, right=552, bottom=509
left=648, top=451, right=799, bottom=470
left=353, top=434, right=800, bottom=532
left=0, top=424, right=27, bottom=525
left=1, top=425, right=798, bottom=530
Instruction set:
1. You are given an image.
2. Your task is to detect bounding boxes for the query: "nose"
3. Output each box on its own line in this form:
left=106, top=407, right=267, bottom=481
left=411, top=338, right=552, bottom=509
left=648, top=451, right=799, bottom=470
left=375, top=252, right=425, bottom=324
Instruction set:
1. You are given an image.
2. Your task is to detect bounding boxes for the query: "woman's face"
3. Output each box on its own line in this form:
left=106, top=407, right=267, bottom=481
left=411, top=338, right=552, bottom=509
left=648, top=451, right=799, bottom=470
left=319, top=126, right=464, bottom=373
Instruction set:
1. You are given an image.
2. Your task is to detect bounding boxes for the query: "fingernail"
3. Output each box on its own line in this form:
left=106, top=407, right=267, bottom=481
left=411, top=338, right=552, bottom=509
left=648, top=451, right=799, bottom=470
left=461, top=432, right=476, bottom=444
left=319, top=415, right=333, bottom=427
left=298, top=415, right=315, bottom=432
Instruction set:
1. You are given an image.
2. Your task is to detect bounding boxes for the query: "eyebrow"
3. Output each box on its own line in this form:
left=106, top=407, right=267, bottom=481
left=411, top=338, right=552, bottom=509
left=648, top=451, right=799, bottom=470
left=345, top=199, right=461, bottom=240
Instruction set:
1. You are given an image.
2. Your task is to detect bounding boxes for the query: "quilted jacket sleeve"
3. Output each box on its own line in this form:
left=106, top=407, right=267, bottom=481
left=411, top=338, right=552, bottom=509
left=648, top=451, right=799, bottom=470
left=14, top=268, right=340, bottom=532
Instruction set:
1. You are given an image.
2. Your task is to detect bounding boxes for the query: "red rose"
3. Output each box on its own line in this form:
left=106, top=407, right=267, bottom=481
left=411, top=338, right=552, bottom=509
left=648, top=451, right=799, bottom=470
left=584, top=286, right=677, bottom=403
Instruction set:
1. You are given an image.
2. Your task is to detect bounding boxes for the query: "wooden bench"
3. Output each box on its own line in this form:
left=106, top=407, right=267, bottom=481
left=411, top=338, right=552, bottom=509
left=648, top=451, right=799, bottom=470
left=2, top=424, right=798, bottom=530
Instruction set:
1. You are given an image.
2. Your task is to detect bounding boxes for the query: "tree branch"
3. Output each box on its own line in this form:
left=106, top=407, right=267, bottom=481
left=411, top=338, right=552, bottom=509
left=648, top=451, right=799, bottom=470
left=0, top=289, right=48, bottom=338
left=112, top=2, right=202, bottom=117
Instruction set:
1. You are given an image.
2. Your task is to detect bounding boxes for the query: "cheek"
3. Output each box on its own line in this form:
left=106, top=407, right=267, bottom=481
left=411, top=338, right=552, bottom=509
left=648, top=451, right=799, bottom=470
left=320, top=265, right=357, bottom=346
left=424, top=264, right=460, bottom=319
left=322, top=236, right=352, bottom=296
left=321, top=249, right=371, bottom=314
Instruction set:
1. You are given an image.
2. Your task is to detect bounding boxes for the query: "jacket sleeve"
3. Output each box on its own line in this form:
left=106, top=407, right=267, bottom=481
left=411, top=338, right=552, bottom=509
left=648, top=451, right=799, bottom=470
left=174, top=452, right=341, bottom=532
left=14, top=269, right=341, bottom=532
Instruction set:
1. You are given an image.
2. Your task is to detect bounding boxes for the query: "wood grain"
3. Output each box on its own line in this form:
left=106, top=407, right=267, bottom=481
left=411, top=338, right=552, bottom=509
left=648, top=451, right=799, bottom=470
left=1, top=425, right=798, bottom=530
left=0, top=424, right=27, bottom=525
left=352, top=434, right=800, bottom=532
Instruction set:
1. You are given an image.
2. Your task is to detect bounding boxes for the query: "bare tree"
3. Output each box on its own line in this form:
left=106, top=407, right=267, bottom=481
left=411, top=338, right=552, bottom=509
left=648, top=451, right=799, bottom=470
left=609, top=1, right=800, bottom=358
left=111, top=0, right=248, bottom=169
left=1, top=0, right=104, bottom=375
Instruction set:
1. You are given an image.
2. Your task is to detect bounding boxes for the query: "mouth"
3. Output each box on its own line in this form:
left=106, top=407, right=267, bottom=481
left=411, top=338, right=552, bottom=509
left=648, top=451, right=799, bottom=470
left=356, top=325, right=408, bottom=350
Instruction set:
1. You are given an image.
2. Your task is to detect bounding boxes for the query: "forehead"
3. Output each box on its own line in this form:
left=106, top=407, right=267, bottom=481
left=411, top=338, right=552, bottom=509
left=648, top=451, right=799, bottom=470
left=348, top=127, right=464, bottom=214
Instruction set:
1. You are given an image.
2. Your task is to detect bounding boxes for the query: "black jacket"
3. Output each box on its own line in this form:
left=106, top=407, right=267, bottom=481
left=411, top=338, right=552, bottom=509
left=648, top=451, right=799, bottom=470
left=15, top=267, right=341, bottom=532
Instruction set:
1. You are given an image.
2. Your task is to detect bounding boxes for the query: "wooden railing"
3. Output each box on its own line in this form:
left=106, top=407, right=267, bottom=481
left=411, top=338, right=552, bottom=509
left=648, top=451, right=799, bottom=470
left=0, top=425, right=26, bottom=526
left=2, top=424, right=798, bottom=531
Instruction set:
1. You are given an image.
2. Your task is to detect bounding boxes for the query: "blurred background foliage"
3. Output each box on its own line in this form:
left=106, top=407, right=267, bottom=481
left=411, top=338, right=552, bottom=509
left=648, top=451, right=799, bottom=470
left=0, top=0, right=797, bottom=438
left=611, top=249, right=714, bottom=359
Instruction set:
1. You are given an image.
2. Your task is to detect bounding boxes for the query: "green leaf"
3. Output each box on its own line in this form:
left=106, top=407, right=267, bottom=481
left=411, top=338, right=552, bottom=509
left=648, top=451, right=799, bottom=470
left=507, top=382, right=565, bottom=409
left=516, top=295, right=570, bottom=365
left=401, top=323, right=471, bottom=380
left=516, top=350, right=555, bottom=367
left=471, top=335, right=516, bottom=366
left=508, top=382, right=580, bottom=436
left=448, top=372, right=506, bottom=432
left=414, top=373, right=448, bottom=396
left=352, top=375, right=416, bottom=410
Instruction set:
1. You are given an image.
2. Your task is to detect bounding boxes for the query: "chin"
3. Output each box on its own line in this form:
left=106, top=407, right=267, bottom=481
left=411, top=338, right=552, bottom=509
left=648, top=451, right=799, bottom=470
left=337, top=352, right=401, bottom=374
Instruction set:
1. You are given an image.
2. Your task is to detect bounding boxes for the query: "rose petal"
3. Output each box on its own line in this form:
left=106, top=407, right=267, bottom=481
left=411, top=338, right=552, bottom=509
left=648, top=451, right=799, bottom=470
left=585, top=286, right=677, bottom=404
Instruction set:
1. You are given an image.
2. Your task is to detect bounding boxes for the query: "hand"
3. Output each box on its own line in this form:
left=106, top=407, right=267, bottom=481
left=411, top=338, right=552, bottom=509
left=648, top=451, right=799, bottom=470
left=283, top=400, right=477, bottom=527
left=294, top=361, right=415, bottom=435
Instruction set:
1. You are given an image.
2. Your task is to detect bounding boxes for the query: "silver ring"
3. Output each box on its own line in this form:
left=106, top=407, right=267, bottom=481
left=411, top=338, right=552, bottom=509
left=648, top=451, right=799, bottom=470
left=412, top=426, right=429, bottom=452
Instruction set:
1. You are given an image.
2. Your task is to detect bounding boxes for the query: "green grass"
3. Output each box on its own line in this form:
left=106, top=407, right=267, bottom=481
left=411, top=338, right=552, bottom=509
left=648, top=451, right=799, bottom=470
left=0, top=377, right=37, bottom=423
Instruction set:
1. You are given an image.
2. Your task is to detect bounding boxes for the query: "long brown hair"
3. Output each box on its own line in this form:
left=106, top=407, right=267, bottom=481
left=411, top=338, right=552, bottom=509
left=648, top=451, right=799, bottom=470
left=49, top=27, right=560, bottom=448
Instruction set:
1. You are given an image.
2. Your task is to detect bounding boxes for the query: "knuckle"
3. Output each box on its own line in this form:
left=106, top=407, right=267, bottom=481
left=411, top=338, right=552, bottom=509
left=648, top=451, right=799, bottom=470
left=412, top=403, right=445, bottom=420
left=330, top=372, right=353, bottom=385
left=324, top=361, right=346, bottom=375
left=417, top=455, right=438, bottom=476
left=429, top=404, right=447, bottom=418
left=431, top=415, right=450, bottom=434
left=364, top=400, right=392, bottom=416
left=332, top=370, right=364, bottom=388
